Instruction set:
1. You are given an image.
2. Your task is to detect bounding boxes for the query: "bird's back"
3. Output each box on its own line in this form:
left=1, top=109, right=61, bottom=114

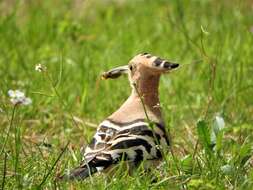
left=65, top=118, right=169, bottom=180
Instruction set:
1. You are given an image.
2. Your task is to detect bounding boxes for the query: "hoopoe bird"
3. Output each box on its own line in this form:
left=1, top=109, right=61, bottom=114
left=61, top=53, right=179, bottom=180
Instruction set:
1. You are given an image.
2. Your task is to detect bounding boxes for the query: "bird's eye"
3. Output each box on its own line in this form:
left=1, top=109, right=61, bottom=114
left=129, top=65, right=133, bottom=71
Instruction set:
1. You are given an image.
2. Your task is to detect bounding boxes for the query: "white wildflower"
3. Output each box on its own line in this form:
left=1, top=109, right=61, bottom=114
left=8, top=89, right=32, bottom=106
left=35, top=64, right=46, bottom=72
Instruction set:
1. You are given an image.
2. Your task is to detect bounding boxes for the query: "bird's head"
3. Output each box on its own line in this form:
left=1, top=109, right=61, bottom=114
left=102, top=53, right=179, bottom=87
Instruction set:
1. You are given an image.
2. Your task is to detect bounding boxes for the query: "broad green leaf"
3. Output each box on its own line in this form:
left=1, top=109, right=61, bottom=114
left=181, top=154, right=193, bottom=173
left=239, top=144, right=252, bottom=166
left=197, top=120, right=212, bottom=153
left=215, top=131, right=224, bottom=152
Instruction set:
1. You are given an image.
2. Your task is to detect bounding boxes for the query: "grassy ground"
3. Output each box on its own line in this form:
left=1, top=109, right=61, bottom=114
left=0, top=0, right=253, bottom=189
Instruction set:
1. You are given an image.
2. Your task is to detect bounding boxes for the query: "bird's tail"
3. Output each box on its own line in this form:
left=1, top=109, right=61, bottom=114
left=58, top=164, right=97, bottom=180
left=57, top=154, right=113, bottom=181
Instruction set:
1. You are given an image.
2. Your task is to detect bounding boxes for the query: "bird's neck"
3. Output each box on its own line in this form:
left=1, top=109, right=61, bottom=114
left=131, top=75, right=160, bottom=108
left=108, top=75, right=163, bottom=123
left=131, top=75, right=161, bottom=116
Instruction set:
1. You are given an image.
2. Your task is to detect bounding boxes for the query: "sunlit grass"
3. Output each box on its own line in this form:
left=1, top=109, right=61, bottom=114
left=0, top=0, right=253, bottom=189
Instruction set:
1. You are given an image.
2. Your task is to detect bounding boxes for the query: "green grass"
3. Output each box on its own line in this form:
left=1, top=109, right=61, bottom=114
left=0, top=0, right=253, bottom=189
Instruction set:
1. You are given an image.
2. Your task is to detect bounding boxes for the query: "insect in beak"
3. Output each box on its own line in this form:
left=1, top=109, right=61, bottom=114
left=101, top=65, right=129, bottom=79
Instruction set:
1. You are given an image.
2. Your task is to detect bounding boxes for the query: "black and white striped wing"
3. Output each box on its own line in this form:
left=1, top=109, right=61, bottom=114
left=83, top=119, right=169, bottom=166
left=63, top=119, right=170, bottom=180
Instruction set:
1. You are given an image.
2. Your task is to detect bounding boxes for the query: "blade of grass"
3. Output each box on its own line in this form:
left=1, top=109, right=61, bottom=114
left=1, top=152, right=7, bottom=190
left=37, top=141, right=70, bottom=189
left=0, top=105, right=17, bottom=155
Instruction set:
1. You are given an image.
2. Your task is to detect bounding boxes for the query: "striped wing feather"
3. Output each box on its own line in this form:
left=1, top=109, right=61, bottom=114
left=63, top=119, right=169, bottom=180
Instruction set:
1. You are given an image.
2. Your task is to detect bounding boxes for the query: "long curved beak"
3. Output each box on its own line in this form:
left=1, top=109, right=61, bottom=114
left=101, top=65, right=129, bottom=79
left=163, top=62, right=179, bottom=70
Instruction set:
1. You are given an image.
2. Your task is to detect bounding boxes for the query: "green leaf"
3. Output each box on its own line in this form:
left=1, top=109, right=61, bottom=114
left=239, top=144, right=252, bottom=166
left=197, top=120, right=212, bottom=153
left=215, top=131, right=224, bottom=152
left=188, top=179, right=215, bottom=189
left=181, top=154, right=193, bottom=173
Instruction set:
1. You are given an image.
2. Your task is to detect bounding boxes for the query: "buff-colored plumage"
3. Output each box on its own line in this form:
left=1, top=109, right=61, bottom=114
left=60, top=53, right=179, bottom=180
